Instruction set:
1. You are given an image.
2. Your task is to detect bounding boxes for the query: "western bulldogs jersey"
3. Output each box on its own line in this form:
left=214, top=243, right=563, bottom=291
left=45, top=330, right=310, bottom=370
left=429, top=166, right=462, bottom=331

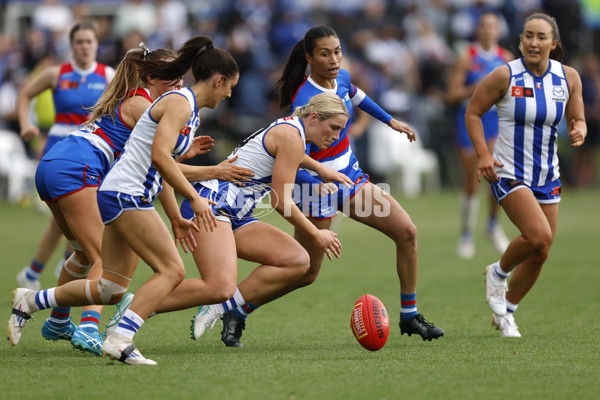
left=99, top=88, right=198, bottom=202
left=50, top=61, right=114, bottom=138
left=454, top=44, right=511, bottom=148
left=70, top=88, right=152, bottom=167
left=197, top=117, right=306, bottom=219
left=292, top=69, right=390, bottom=184
left=494, top=58, right=569, bottom=187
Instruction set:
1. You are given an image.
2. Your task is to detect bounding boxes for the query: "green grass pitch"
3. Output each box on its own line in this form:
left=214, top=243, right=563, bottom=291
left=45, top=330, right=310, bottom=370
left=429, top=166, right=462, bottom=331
left=1, top=188, right=598, bottom=399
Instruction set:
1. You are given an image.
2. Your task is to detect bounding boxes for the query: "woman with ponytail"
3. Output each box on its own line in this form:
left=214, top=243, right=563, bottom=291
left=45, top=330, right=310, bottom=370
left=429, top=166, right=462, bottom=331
left=9, top=36, right=251, bottom=365
left=466, top=13, right=586, bottom=338
left=192, top=26, right=444, bottom=348
left=25, top=44, right=179, bottom=357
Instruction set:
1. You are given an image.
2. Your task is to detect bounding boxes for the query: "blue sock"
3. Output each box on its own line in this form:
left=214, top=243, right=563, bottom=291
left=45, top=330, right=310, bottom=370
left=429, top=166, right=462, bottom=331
left=26, top=259, right=45, bottom=281
left=400, top=293, right=417, bottom=320
left=48, top=307, right=71, bottom=327
left=79, top=310, right=101, bottom=333
left=232, top=302, right=258, bottom=320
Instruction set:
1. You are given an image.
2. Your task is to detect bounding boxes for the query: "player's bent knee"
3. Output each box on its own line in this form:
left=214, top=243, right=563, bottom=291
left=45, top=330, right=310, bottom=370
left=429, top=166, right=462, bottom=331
left=95, top=277, right=128, bottom=305
left=64, top=253, right=92, bottom=278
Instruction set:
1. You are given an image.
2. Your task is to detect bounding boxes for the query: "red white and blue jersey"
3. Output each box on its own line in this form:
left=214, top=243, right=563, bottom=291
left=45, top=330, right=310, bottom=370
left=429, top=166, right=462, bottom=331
left=71, top=88, right=152, bottom=168
left=50, top=61, right=114, bottom=138
left=292, top=69, right=391, bottom=185
left=192, top=117, right=306, bottom=220
left=99, top=88, right=197, bottom=203
left=455, top=44, right=511, bottom=147
left=494, top=58, right=569, bottom=187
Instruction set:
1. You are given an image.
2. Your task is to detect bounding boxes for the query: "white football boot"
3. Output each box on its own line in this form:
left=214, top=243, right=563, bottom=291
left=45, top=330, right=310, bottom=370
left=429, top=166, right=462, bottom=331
left=102, top=333, right=157, bottom=366
left=16, top=267, right=40, bottom=291
left=485, top=264, right=507, bottom=316
left=7, top=288, right=36, bottom=346
left=457, top=234, right=475, bottom=259
left=487, top=224, right=510, bottom=254
left=492, top=313, right=521, bottom=338
left=191, top=304, right=222, bottom=340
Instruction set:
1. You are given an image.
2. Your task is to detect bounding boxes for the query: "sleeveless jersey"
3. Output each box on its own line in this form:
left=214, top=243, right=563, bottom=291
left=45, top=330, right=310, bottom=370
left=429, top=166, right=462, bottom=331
left=292, top=70, right=364, bottom=182
left=197, top=117, right=306, bottom=218
left=494, top=58, right=569, bottom=187
left=70, top=87, right=152, bottom=167
left=455, top=44, right=510, bottom=145
left=99, top=88, right=197, bottom=202
left=49, top=61, right=113, bottom=138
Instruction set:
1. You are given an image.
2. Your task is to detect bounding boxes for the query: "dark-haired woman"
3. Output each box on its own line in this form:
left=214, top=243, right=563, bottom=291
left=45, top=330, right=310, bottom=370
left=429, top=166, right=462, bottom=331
left=466, top=14, right=586, bottom=337
left=16, top=21, right=114, bottom=354
left=16, top=22, right=113, bottom=291
left=8, top=36, right=247, bottom=365
left=195, top=26, right=444, bottom=347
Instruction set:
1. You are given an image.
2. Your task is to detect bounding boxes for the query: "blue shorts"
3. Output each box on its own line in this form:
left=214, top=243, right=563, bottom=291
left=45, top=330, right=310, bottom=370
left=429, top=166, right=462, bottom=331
left=41, top=135, right=67, bottom=157
left=97, top=190, right=155, bottom=224
left=295, top=170, right=370, bottom=220
left=490, top=178, right=562, bottom=204
left=454, top=109, right=499, bottom=150
left=35, top=159, right=103, bottom=202
left=180, top=183, right=258, bottom=231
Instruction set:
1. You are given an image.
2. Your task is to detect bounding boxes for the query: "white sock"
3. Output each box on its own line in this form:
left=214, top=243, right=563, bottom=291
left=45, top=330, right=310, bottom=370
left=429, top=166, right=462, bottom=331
left=460, top=194, right=479, bottom=235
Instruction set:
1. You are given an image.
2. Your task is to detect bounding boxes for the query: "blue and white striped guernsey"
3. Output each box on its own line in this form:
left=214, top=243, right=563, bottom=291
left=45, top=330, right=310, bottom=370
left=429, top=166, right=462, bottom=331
left=494, top=58, right=569, bottom=187
left=99, top=88, right=198, bottom=203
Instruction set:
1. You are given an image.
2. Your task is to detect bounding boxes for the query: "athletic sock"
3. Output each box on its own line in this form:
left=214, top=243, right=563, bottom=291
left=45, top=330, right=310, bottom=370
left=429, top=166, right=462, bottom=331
left=486, top=216, right=498, bottom=232
left=25, top=259, right=45, bottom=281
left=493, top=261, right=510, bottom=280
left=47, top=306, right=71, bottom=327
left=114, top=309, right=144, bottom=340
left=34, top=288, right=58, bottom=311
left=506, top=300, right=519, bottom=314
left=232, top=302, right=258, bottom=320
left=79, top=310, right=101, bottom=333
left=215, top=287, right=245, bottom=314
left=400, top=293, right=417, bottom=320
left=460, top=194, right=479, bottom=235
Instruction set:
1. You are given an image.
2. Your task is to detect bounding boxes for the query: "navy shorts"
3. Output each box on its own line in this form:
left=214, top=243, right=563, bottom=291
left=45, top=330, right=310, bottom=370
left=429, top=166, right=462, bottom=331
left=180, top=183, right=258, bottom=231
left=97, top=190, right=155, bottom=224
left=490, top=178, right=561, bottom=204
left=295, top=170, right=370, bottom=220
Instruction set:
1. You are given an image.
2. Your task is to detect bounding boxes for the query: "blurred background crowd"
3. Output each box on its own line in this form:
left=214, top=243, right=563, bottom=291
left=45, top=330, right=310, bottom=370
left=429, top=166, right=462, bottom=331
left=1, top=0, right=599, bottom=202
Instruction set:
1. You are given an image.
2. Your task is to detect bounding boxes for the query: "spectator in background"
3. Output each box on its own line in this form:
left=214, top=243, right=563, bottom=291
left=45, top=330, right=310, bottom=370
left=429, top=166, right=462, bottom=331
left=576, top=53, right=600, bottom=187
left=112, top=0, right=157, bottom=39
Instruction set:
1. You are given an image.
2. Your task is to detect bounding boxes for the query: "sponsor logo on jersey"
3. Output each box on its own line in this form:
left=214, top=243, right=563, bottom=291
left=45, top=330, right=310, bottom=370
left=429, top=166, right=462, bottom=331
left=552, top=86, right=566, bottom=102
left=511, top=86, right=534, bottom=98
left=87, top=83, right=107, bottom=91
left=535, top=82, right=542, bottom=89
left=59, top=80, right=79, bottom=90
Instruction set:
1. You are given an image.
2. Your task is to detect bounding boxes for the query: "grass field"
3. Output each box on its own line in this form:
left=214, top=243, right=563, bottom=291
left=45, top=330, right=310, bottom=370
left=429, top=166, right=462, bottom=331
left=0, top=188, right=599, bottom=399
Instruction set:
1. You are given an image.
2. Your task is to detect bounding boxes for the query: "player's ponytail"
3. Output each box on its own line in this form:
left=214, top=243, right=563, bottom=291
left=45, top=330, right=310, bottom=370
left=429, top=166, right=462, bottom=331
left=276, top=26, right=339, bottom=111
left=86, top=46, right=176, bottom=125
left=275, top=39, right=309, bottom=110
left=130, top=36, right=238, bottom=86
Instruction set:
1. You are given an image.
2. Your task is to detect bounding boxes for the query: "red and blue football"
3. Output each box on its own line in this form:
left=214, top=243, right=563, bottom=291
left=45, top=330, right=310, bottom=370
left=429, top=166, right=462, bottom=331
left=351, top=294, right=389, bottom=351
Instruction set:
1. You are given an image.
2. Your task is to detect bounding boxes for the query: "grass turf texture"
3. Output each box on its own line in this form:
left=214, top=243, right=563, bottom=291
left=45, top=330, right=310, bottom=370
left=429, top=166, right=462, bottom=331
left=1, top=189, right=598, bottom=399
